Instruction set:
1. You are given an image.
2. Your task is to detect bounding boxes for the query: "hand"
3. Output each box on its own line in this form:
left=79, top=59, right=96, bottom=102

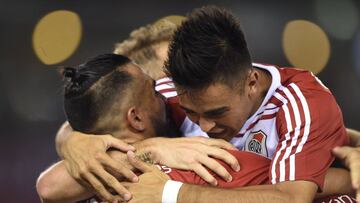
left=144, top=136, right=240, bottom=186
left=333, top=146, right=360, bottom=202
left=122, top=151, right=170, bottom=203
left=60, top=131, right=137, bottom=202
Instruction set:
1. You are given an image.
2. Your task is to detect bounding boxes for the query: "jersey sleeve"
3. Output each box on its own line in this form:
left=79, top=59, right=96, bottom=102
left=270, top=76, right=349, bottom=191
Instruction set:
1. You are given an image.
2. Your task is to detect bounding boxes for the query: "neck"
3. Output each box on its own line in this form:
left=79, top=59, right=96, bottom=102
left=112, top=129, right=147, bottom=144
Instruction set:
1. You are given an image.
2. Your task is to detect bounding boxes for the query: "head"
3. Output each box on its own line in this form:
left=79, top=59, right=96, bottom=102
left=165, top=6, right=265, bottom=141
left=114, top=19, right=179, bottom=80
left=63, top=54, right=169, bottom=143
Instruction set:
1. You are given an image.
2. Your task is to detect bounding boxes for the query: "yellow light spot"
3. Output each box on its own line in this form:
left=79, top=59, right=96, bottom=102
left=282, top=20, right=330, bottom=74
left=33, top=10, right=82, bottom=65
left=153, top=15, right=186, bottom=27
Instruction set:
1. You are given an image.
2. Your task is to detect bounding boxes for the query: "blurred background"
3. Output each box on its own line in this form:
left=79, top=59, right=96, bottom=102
left=0, top=0, right=359, bottom=202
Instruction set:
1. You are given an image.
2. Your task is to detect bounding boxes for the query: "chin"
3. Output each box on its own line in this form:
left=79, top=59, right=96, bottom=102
left=208, top=132, right=230, bottom=141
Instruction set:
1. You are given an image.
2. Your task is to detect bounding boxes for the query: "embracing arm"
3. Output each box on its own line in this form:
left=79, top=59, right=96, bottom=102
left=178, top=181, right=317, bottom=203
left=177, top=168, right=352, bottom=203
left=55, top=121, right=72, bottom=158
left=37, top=136, right=239, bottom=203
left=36, top=146, right=153, bottom=203
left=36, top=161, right=93, bottom=203
left=54, top=129, right=239, bottom=202
left=122, top=152, right=322, bottom=203
left=179, top=168, right=353, bottom=203
left=331, top=128, right=360, bottom=201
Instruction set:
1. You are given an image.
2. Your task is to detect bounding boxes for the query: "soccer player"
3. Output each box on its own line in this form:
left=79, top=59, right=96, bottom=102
left=113, top=17, right=179, bottom=80
left=54, top=18, right=246, bottom=202
left=121, top=6, right=349, bottom=203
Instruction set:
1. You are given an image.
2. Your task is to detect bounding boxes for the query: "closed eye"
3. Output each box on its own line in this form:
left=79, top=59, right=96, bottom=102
left=204, top=107, right=229, bottom=118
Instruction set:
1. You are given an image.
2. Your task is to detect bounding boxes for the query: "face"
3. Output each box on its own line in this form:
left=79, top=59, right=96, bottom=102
left=127, top=64, right=169, bottom=137
left=178, top=83, right=255, bottom=141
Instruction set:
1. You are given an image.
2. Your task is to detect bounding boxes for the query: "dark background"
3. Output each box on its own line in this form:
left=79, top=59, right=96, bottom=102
left=0, top=0, right=359, bottom=202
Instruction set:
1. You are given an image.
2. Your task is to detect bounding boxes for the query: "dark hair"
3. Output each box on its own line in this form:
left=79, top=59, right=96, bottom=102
left=165, top=6, right=252, bottom=91
left=62, top=54, right=133, bottom=133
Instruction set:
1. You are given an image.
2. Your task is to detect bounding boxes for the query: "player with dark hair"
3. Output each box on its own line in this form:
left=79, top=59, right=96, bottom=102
left=62, top=54, right=172, bottom=138
left=37, top=53, right=241, bottom=202
left=121, top=6, right=350, bottom=203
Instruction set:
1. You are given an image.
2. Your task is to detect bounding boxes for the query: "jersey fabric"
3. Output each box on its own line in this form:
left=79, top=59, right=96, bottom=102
left=155, top=63, right=349, bottom=191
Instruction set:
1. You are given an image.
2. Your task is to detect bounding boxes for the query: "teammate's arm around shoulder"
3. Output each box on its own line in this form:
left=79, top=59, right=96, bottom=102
left=54, top=122, right=138, bottom=202
left=136, top=136, right=240, bottom=186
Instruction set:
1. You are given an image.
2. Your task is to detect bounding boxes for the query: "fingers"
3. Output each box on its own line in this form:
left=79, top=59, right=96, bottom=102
left=332, top=146, right=352, bottom=160
left=198, top=156, right=232, bottom=182
left=127, top=151, right=153, bottom=173
left=208, top=139, right=238, bottom=151
left=97, top=152, right=138, bottom=182
left=192, top=136, right=237, bottom=150
left=104, top=135, right=135, bottom=151
left=191, top=164, right=218, bottom=186
left=347, top=153, right=360, bottom=190
left=333, top=146, right=360, bottom=189
left=90, top=162, right=132, bottom=201
left=205, top=147, right=240, bottom=172
left=83, top=172, right=124, bottom=202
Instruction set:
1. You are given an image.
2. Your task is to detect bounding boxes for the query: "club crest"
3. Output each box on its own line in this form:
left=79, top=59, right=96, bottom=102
left=245, top=130, right=268, bottom=157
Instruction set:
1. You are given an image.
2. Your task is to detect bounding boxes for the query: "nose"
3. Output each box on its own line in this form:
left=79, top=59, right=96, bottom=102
left=198, top=117, right=216, bottom=133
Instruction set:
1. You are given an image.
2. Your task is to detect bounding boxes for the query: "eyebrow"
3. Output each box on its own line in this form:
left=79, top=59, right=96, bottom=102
left=204, top=107, right=229, bottom=117
left=179, top=105, right=196, bottom=113
left=179, top=105, right=229, bottom=116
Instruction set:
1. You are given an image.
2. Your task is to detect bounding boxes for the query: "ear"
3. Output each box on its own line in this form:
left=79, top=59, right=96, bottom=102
left=246, top=69, right=259, bottom=97
left=126, top=106, right=145, bottom=131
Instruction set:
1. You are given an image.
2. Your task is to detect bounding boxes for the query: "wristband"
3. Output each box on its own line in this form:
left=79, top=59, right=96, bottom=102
left=162, top=180, right=184, bottom=203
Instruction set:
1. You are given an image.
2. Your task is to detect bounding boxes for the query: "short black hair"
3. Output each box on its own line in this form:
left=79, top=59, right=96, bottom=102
left=165, top=6, right=252, bottom=91
left=62, top=54, right=132, bottom=134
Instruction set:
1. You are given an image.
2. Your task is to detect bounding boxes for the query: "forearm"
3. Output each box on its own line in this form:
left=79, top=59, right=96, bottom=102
left=55, top=121, right=73, bottom=158
left=177, top=180, right=317, bottom=203
left=36, top=161, right=92, bottom=203
left=316, top=168, right=353, bottom=199
left=36, top=149, right=149, bottom=203
left=178, top=184, right=289, bottom=203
